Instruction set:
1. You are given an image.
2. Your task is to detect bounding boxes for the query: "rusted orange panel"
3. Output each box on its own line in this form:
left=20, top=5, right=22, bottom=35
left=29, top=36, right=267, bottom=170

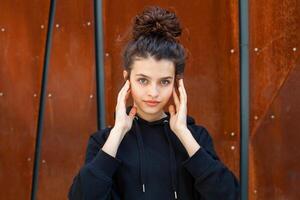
left=35, top=0, right=98, bottom=199
left=250, top=0, right=300, bottom=199
left=103, top=0, right=240, bottom=178
left=0, top=0, right=50, bottom=199
left=249, top=65, right=300, bottom=200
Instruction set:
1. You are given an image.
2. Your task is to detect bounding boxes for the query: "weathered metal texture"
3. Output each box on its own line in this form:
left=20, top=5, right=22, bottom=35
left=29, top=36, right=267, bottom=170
left=0, top=0, right=50, bottom=199
left=35, top=0, right=98, bottom=199
left=103, top=0, right=240, bottom=177
left=249, top=0, right=300, bottom=199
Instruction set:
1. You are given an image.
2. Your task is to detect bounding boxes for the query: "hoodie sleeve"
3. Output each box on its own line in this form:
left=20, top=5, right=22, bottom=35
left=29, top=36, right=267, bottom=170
left=182, top=126, right=240, bottom=200
left=68, top=128, right=122, bottom=200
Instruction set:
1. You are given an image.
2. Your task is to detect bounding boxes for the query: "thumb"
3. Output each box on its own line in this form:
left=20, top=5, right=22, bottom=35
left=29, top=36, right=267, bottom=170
left=128, top=106, right=137, bottom=119
left=168, top=105, right=175, bottom=117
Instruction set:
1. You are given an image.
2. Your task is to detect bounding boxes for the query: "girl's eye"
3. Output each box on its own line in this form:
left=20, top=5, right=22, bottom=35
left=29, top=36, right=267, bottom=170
left=138, top=78, right=148, bottom=85
left=161, top=80, right=170, bottom=86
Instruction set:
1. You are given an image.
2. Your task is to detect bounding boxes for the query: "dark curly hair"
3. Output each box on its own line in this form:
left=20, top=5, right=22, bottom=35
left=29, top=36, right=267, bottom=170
left=123, top=6, right=186, bottom=77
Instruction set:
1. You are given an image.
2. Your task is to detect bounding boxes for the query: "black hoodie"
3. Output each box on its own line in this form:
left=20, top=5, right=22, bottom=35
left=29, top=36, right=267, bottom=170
left=68, top=111, right=240, bottom=200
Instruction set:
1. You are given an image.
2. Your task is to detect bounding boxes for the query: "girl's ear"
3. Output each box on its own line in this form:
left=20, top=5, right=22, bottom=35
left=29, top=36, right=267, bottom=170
left=123, top=70, right=129, bottom=80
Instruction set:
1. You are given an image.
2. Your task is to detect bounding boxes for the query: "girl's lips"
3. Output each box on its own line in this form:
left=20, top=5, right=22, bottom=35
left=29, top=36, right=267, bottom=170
left=144, top=100, right=160, bottom=107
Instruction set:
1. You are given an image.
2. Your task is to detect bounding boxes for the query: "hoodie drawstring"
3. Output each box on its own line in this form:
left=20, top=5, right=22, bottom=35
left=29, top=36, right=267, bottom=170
left=133, top=116, right=178, bottom=199
left=163, top=120, right=178, bottom=199
left=133, top=118, right=147, bottom=193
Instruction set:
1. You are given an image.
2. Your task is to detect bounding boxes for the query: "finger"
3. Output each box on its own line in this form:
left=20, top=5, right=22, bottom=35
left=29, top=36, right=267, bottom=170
left=180, top=79, right=187, bottom=100
left=118, top=81, right=130, bottom=102
left=125, top=89, right=131, bottom=100
left=173, top=88, right=180, bottom=111
left=178, top=79, right=187, bottom=104
left=168, top=105, right=175, bottom=117
left=117, top=80, right=127, bottom=102
left=128, top=106, right=137, bottom=119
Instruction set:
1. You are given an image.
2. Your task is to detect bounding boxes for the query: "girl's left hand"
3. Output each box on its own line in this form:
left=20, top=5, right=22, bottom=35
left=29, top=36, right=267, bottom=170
left=168, top=79, right=188, bottom=136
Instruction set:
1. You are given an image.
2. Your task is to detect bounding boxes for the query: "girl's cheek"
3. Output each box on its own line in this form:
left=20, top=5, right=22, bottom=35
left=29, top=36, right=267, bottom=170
left=163, top=87, right=173, bottom=101
left=130, top=86, right=140, bottom=100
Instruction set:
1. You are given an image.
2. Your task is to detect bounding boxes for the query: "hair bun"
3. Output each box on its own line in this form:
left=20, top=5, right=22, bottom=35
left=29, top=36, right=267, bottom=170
left=132, top=6, right=182, bottom=41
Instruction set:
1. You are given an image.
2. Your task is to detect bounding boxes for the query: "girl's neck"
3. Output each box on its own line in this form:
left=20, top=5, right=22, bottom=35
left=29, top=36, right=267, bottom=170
left=136, top=109, right=167, bottom=122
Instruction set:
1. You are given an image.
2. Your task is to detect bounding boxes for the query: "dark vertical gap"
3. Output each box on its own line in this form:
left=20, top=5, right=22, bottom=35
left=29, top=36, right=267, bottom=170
left=31, top=0, right=56, bottom=199
left=239, top=0, right=249, bottom=199
left=94, top=0, right=106, bottom=130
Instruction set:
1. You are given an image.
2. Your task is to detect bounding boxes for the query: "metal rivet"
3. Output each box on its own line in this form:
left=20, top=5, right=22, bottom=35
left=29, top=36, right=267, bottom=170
left=230, top=132, right=235, bottom=136
left=105, top=53, right=109, bottom=57
left=254, top=115, right=259, bottom=120
left=33, top=93, right=37, bottom=97
left=89, top=94, right=93, bottom=99
left=42, top=160, right=46, bottom=164
left=231, top=146, right=235, bottom=150
left=1, top=28, right=5, bottom=32
left=27, top=158, right=31, bottom=161
left=270, top=115, right=275, bottom=119
left=0, top=92, right=3, bottom=96
left=87, top=21, right=91, bottom=26
left=230, top=49, right=235, bottom=53
left=41, top=25, right=45, bottom=29
left=48, top=93, right=52, bottom=98
left=254, top=48, right=259, bottom=52
left=293, top=47, right=297, bottom=52
left=56, top=24, right=60, bottom=28
left=254, top=190, right=257, bottom=194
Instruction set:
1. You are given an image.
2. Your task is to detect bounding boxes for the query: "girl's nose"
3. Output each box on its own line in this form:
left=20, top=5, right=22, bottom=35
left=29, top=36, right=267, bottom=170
left=148, top=84, right=159, bottom=98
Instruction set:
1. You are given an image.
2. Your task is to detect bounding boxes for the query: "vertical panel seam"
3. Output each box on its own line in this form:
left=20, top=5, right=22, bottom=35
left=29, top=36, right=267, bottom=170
left=94, top=0, right=106, bottom=130
left=31, top=0, right=56, bottom=199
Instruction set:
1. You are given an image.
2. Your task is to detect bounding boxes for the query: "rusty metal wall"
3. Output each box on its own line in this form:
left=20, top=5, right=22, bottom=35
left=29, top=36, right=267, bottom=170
left=0, top=0, right=51, bottom=199
left=35, top=0, right=98, bottom=199
left=249, top=0, right=300, bottom=199
left=1, top=0, right=299, bottom=199
left=103, top=0, right=240, bottom=178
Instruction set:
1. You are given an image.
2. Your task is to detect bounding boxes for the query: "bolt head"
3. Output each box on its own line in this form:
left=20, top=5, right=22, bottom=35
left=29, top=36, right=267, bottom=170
left=270, top=115, right=275, bottom=119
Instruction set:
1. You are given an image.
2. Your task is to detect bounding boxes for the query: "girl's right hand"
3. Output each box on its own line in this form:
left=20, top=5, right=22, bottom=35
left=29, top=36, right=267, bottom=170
left=114, top=80, right=137, bottom=135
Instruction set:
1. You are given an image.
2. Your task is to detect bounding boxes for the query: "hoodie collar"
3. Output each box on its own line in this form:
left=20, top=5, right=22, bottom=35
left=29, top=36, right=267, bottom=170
left=125, top=105, right=196, bottom=126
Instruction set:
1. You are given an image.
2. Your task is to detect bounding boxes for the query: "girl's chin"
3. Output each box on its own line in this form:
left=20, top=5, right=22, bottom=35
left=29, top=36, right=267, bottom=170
left=137, top=103, right=165, bottom=115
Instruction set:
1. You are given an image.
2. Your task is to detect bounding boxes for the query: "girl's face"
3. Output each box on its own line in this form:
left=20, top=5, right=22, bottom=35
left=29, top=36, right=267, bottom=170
left=125, top=56, right=175, bottom=121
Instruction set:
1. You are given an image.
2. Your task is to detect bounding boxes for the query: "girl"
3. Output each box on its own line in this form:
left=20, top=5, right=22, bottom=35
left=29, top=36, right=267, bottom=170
left=69, top=6, right=240, bottom=200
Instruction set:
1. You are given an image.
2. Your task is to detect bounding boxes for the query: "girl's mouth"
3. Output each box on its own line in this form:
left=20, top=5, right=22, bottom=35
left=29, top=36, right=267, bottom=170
left=144, top=100, right=160, bottom=107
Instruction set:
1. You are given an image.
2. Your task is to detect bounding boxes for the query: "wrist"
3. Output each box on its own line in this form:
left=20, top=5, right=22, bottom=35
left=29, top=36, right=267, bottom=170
left=174, top=126, right=189, bottom=137
left=112, top=124, right=128, bottom=136
left=175, top=128, right=201, bottom=157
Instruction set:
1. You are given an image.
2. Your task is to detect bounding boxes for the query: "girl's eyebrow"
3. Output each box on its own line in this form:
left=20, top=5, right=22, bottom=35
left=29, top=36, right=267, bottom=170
left=135, top=73, right=173, bottom=79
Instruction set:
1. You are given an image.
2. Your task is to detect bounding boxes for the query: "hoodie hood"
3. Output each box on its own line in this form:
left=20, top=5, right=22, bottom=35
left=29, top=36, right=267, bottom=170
left=121, top=106, right=196, bottom=199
